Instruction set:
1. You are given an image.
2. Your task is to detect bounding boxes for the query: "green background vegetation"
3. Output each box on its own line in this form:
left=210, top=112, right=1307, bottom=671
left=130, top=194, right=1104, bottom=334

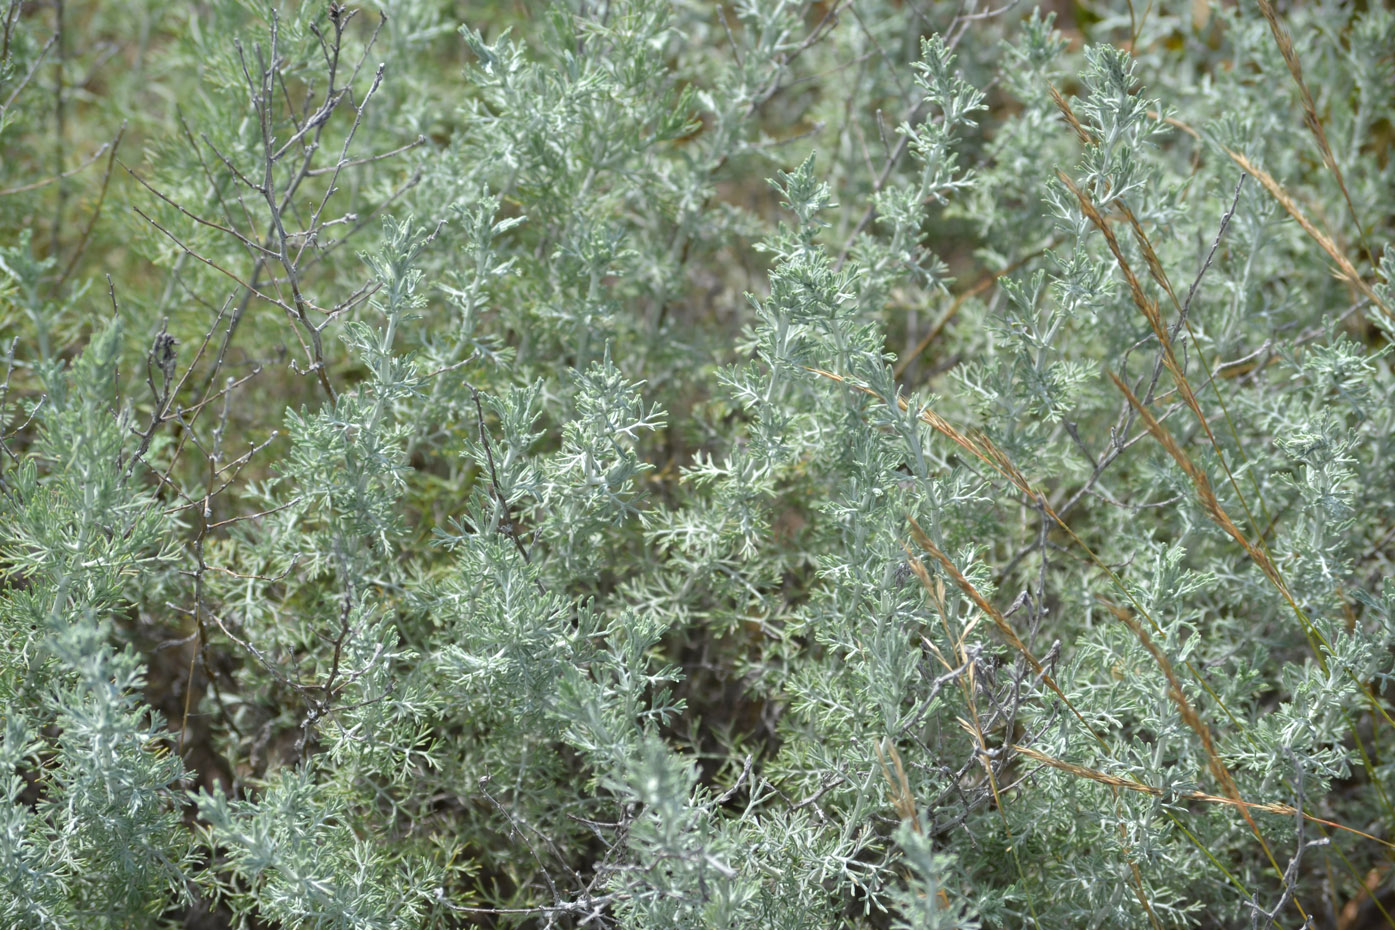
left=2, top=0, right=1394, bottom=926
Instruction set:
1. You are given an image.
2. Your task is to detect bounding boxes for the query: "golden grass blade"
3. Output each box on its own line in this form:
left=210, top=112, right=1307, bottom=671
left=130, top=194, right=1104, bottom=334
left=1011, top=744, right=1394, bottom=850
left=1222, top=149, right=1392, bottom=324
left=1255, top=0, right=1375, bottom=272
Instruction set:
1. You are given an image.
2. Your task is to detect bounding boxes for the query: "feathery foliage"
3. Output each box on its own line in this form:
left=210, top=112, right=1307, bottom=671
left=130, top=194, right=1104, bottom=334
left=2, top=0, right=1394, bottom=927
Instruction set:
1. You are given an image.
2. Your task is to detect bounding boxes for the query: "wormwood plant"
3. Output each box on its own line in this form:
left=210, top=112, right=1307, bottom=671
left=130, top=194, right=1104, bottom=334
left=2, top=0, right=1394, bottom=927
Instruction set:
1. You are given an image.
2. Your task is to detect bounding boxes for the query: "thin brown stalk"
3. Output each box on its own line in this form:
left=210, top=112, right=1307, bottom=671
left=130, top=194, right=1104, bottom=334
left=55, top=122, right=125, bottom=290
left=1255, top=0, right=1374, bottom=271
left=907, top=516, right=1108, bottom=752
left=1012, top=744, right=1394, bottom=849
left=0, top=136, right=107, bottom=195
left=812, top=349, right=1389, bottom=909
left=1221, top=148, right=1392, bottom=324
left=1055, top=171, right=1205, bottom=429
left=1107, top=370, right=1286, bottom=596
left=1098, top=599, right=1263, bottom=843
left=876, top=739, right=920, bottom=828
